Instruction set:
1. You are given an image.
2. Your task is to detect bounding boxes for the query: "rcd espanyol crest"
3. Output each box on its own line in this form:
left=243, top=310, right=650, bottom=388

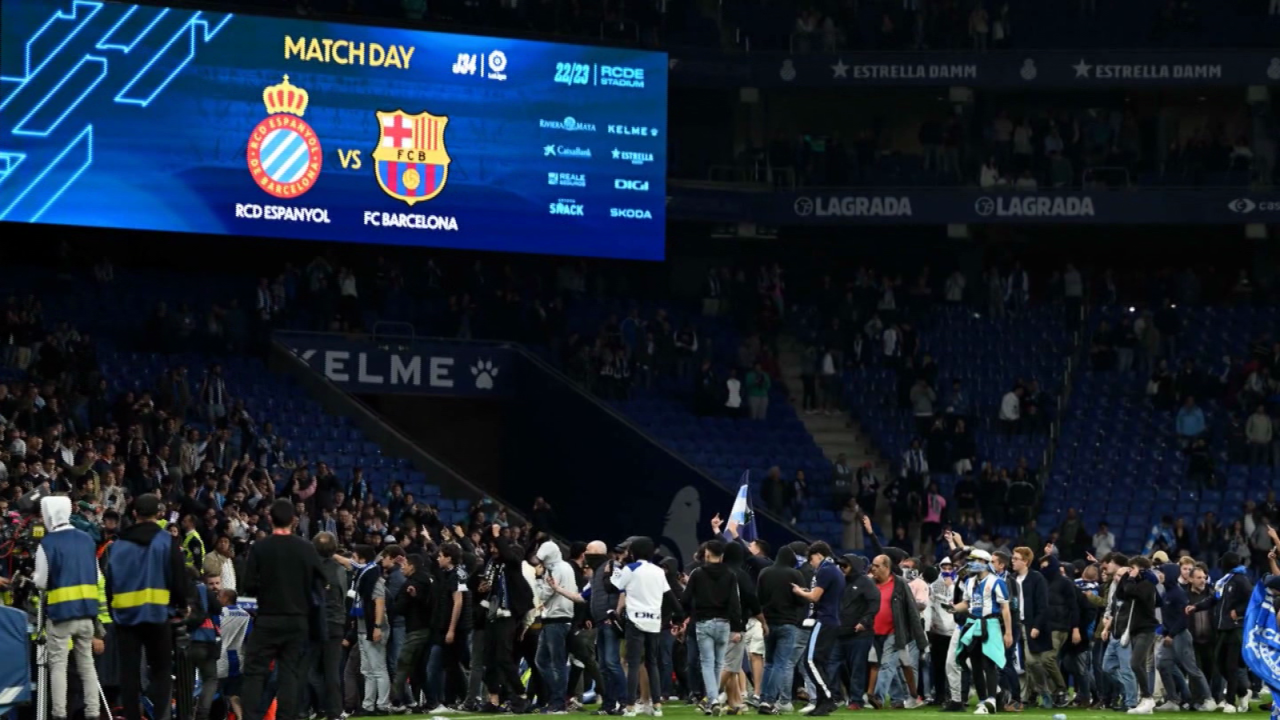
left=374, top=110, right=451, bottom=205
left=246, top=75, right=323, bottom=199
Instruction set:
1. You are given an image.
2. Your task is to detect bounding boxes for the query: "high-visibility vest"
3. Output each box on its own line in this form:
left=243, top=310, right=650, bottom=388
left=42, top=529, right=99, bottom=622
left=182, top=530, right=205, bottom=569
left=107, top=529, right=173, bottom=625
left=97, top=570, right=111, bottom=625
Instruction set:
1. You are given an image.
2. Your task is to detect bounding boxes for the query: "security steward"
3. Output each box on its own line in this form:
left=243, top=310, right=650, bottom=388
left=181, top=514, right=206, bottom=570
left=33, top=496, right=103, bottom=720
left=105, top=494, right=192, bottom=720
left=183, top=571, right=223, bottom=720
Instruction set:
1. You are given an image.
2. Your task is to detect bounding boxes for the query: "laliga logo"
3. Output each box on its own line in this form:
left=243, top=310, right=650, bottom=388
left=246, top=76, right=323, bottom=199
left=793, top=197, right=814, bottom=216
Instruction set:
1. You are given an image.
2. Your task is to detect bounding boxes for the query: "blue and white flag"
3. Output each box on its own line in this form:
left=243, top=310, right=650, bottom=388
left=728, top=472, right=758, bottom=543
left=1243, top=579, right=1280, bottom=701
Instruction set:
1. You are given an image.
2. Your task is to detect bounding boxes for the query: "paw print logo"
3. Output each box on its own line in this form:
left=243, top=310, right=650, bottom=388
left=471, top=359, right=500, bottom=390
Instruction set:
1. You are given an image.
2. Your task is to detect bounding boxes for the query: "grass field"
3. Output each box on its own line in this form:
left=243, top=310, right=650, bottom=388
left=392, top=702, right=1275, bottom=720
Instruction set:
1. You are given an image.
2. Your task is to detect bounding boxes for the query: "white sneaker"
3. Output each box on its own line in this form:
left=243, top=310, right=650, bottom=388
left=1239, top=690, right=1253, bottom=712
left=1155, top=701, right=1181, bottom=712
left=904, top=697, right=925, bottom=709
left=623, top=707, right=639, bottom=717
left=798, top=704, right=816, bottom=715
left=653, top=709, right=663, bottom=718
left=974, top=700, right=994, bottom=715
left=777, top=702, right=795, bottom=713
left=718, top=693, right=728, bottom=706
left=1128, top=698, right=1155, bottom=714
left=428, top=706, right=454, bottom=714
left=1223, top=705, right=1238, bottom=714
left=1199, top=700, right=1219, bottom=712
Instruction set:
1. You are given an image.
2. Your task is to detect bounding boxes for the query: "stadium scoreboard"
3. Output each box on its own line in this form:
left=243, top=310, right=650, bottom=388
left=0, top=0, right=669, bottom=260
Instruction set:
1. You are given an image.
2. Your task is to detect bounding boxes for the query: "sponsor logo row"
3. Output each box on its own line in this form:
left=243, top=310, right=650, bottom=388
left=548, top=199, right=654, bottom=220
left=541, top=145, right=657, bottom=166
left=784, top=57, right=1280, bottom=82
left=547, top=173, right=651, bottom=192
left=792, top=195, right=1100, bottom=218
left=537, top=117, right=661, bottom=137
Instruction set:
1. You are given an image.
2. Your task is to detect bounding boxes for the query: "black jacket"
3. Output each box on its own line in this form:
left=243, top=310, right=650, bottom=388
left=393, top=567, right=434, bottom=633
left=1040, top=554, right=1079, bottom=634
left=1193, top=570, right=1252, bottom=630
left=1158, top=564, right=1189, bottom=637
left=1017, top=569, right=1052, bottom=653
left=494, top=534, right=534, bottom=620
left=725, top=543, right=760, bottom=631
left=840, top=556, right=878, bottom=639
left=682, top=562, right=742, bottom=629
left=1117, top=572, right=1159, bottom=635
left=243, top=532, right=325, bottom=619
left=757, top=547, right=806, bottom=628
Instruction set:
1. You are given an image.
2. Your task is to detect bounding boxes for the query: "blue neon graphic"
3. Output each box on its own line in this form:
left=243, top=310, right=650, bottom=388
left=114, top=11, right=232, bottom=107
left=0, top=153, right=26, bottom=184
left=0, top=124, right=93, bottom=222
left=96, top=6, right=170, bottom=53
left=13, top=55, right=107, bottom=136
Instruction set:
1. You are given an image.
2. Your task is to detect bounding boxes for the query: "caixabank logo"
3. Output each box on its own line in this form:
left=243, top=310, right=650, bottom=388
left=247, top=76, right=323, bottom=199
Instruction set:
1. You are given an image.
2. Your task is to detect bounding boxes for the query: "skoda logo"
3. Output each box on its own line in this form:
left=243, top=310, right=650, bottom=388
left=1229, top=198, right=1257, bottom=214
left=974, top=197, right=996, bottom=216
left=793, top=197, right=814, bottom=216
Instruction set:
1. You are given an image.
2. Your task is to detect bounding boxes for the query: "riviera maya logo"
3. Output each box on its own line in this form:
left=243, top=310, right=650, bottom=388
left=247, top=75, right=323, bottom=199
left=374, top=109, right=451, bottom=206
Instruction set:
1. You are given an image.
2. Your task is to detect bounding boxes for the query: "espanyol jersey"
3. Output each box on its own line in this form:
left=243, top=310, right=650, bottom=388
left=614, top=560, right=669, bottom=633
left=964, top=574, right=1009, bottom=619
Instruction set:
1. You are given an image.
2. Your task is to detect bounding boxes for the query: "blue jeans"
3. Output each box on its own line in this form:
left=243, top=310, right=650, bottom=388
left=1102, top=638, right=1138, bottom=708
left=387, top=624, right=406, bottom=672
left=827, top=635, right=871, bottom=704
left=536, top=623, right=571, bottom=711
left=660, top=630, right=676, bottom=698
left=696, top=619, right=731, bottom=701
left=761, top=624, right=799, bottom=705
left=874, top=634, right=916, bottom=704
left=790, top=627, right=816, bottom=703
left=685, top=628, right=704, bottom=698
left=595, top=624, right=626, bottom=711
left=424, top=642, right=446, bottom=707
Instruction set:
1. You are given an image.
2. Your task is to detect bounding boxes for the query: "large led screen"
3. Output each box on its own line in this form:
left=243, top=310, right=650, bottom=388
left=0, top=0, right=668, bottom=259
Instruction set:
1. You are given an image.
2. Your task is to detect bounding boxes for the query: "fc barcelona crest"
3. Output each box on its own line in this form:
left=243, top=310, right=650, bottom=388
left=374, top=110, right=451, bottom=206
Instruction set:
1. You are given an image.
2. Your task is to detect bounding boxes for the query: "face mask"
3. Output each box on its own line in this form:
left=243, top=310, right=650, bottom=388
left=585, top=553, right=608, bottom=570
left=942, top=571, right=957, bottom=580
left=966, top=561, right=987, bottom=574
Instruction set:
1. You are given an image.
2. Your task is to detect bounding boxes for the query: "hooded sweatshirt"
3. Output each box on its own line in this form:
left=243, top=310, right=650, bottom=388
left=724, top=542, right=761, bottom=629
left=757, top=546, right=806, bottom=628
left=841, top=555, right=880, bottom=639
left=1158, top=563, right=1189, bottom=637
left=536, top=540, right=578, bottom=623
left=33, top=496, right=100, bottom=619
left=683, top=560, right=742, bottom=629
left=1117, top=569, right=1159, bottom=635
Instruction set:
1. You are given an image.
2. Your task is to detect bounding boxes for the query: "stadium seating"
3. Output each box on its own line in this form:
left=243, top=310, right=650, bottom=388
left=1050, top=305, right=1280, bottom=544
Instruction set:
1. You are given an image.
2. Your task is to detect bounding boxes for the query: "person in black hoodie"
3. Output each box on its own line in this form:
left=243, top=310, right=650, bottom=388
left=1190, top=551, right=1254, bottom=711
left=722, top=542, right=763, bottom=711
left=1117, top=556, right=1160, bottom=713
left=1155, top=562, right=1213, bottom=710
left=756, top=545, right=806, bottom=714
left=482, top=524, right=533, bottom=712
left=1038, top=547, right=1078, bottom=708
left=682, top=540, right=743, bottom=715
left=830, top=555, right=877, bottom=710
left=390, top=553, right=434, bottom=711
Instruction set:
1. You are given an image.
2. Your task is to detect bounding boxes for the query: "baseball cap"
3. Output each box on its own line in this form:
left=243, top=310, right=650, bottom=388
left=614, top=536, right=641, bottom=553
left=1151, top=550, right=1170, bottom=564
left=939, top=556, right=954, bottom=566
left=967, top=548, right=993, bottom=562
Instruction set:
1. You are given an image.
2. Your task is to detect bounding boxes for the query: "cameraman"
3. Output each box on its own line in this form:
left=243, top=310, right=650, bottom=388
left=105, top=494, right=192, bottom=720
left=34, top=496, right=103, bottom=720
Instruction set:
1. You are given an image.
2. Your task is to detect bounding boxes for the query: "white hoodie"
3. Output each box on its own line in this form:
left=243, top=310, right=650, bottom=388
left=535, top=541, right=578, bottom=622
left=33, top=496, right=74, bottom=590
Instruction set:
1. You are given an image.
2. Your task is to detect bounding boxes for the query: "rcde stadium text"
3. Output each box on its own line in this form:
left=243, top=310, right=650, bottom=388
left=235, top=204, right=331, bottom=223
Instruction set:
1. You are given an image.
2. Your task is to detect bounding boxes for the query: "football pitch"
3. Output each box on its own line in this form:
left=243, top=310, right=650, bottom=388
left=397, top=704, right=1272, bottom=720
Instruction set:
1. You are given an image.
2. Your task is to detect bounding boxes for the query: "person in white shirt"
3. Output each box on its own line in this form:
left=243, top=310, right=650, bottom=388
left=613, top=537, right=671, bottom=717
left=999, top=387, right=1023, bottom=435
left=725, top=370, right=743, bottom=416
left=1093, top=523, right=1116, bottom=557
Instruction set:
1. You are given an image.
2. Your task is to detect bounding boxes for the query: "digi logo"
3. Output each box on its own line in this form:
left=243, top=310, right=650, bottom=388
left=614, top=179, right=649, bottom=192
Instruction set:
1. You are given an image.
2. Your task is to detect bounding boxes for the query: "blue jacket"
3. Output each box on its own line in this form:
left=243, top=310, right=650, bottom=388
left=1159, top=563, right=1190, bottom=637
